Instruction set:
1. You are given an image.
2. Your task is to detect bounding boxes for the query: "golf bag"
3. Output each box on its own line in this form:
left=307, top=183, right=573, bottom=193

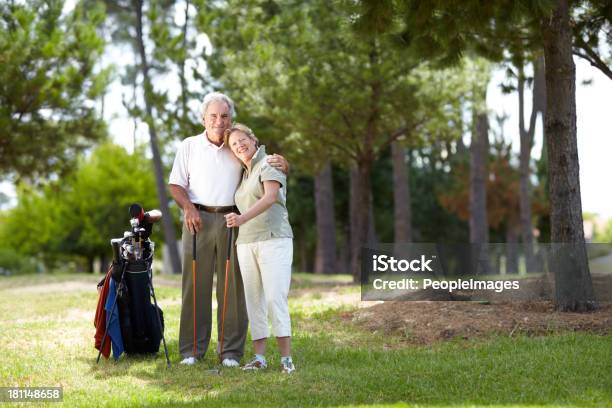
left=115, top=257, right=164, bottom=354
left=96, top=204, right=170, bottom=366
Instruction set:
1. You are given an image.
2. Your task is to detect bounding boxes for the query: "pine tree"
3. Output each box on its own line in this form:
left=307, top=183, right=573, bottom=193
left=1, top=0, right=110, bottom=181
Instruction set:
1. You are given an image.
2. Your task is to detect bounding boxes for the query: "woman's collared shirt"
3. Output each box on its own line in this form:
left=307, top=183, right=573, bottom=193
left=234, top=145, right=293, bottom=244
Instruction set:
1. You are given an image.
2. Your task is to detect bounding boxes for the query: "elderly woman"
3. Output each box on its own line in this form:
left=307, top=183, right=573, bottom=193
left=223, top=123, right=295, bottom=374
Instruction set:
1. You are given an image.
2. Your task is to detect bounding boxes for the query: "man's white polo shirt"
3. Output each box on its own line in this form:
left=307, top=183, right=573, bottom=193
left=169, top=132, right=242, bottom=206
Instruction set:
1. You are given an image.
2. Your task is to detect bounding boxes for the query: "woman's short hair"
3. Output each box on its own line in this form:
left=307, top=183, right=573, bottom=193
left=199, top=92, right=236, bottom=126
left=224, top=123, right=259, bottom=147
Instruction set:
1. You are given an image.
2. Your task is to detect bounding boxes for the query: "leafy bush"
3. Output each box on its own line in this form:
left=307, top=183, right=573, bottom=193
left=0, top=248, right=39, bottom=275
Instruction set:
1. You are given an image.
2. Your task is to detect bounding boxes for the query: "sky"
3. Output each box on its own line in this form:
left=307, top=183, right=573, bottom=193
left=486, top=57, right=612, bottom=219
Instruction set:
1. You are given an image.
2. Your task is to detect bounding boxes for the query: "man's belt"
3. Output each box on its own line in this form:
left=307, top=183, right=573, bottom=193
left=193, top=204, right=237, bottom=214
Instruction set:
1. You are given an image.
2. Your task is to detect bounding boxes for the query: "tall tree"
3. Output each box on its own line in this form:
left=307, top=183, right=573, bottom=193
left=470, top=111, right=490, bottom=244
left=469, top=72, right=491, bottom=247
left=0, top=0, right=109, bottom=181
left=542, top=0, right=595, bottom=310
left=99, top=0, right=181, bottom=274
left=469, top=88, right=490, bottom=275
left=516, top=55, right=546, bottom=271
left=132, top=0, right=181, bottom=275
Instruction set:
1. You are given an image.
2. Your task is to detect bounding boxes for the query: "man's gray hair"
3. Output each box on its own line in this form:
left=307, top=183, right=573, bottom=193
left=199, top=92, right=236, bottom=125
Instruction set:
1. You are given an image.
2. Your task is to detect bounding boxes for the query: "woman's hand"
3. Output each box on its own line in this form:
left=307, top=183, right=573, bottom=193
left=225, top=181, right=279, bottom=228
left=225, top=212, right=244, bottom=228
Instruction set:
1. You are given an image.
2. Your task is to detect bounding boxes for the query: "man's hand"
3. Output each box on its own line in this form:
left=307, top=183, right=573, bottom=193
left=225, top=212, right=244, bottom=228
left=169, top=184, right=202, bottom=234
left=266, top=153, right=289, bottom=174
left=184, top=205, right=202, bottom=234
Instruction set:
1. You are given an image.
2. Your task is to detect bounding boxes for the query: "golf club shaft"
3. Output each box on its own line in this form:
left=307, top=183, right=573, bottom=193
left=219, top=227, right=233, bottom=361
left=192, top=232, right=197, bottom=358
left=148, top=276, right=171, bottom=367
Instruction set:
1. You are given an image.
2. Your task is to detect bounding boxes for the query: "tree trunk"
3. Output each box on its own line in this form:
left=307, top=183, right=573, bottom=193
left=534, top=55, right=547, bottom=118
left=314, top=161, right=337, bottom=274
left=367, top=190, right=378, bottom=244
left=351, top=47, right=382, bottom=282
left=337, top=234, right=349, bottom=274
left=133, top=0, right=181, bottom=275
left=505, top=223, right=519, bottom=274
left=470, top=111, right=489, bottom=244
left=99, top=252, right=108, bottom=274
left=391, top=142, right=412, bottom=242
left=178, top=0, right=190, bottom=123
left=541, top=0, right=596, bottom=311
left=349, top=165, right=359, bottom=275
left=518, top=56, right=546, bottom=272
left=470, top=105, right=490, bottom=274
left=350, top=159, right=373, bottom=282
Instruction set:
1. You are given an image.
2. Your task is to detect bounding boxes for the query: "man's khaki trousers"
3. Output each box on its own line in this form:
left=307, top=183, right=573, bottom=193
left=178, top=210, right=248, bottom=361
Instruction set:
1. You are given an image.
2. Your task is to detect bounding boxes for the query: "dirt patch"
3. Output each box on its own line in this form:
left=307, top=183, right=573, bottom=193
left=349, top=301, right=612, bottom=344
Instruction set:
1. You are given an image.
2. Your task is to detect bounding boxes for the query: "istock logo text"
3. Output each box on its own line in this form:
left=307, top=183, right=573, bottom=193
left=372, top=255, right=435, bottom=272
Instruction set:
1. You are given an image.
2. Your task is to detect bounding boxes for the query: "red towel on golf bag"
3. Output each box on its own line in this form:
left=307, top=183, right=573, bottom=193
left=94, top=267, right=113, bottom=358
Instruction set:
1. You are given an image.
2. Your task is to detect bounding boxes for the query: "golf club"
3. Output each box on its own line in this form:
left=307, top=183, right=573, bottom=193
left=192, top=232, right=197, bottom=359
left=219, top=226, right=233, bottom=363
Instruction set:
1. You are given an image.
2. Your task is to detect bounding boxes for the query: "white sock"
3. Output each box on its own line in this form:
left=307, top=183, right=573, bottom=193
left=281, top=356, right=292, bottom=364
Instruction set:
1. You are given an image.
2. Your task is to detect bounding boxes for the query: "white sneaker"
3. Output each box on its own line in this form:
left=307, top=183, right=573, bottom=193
left=222, top=358, right=240, bottom=367
left=242, top=356, right=267, bottom=371
left=180, top=357, right=197, bottom=366
left=281, top=358, right=295, bottom=374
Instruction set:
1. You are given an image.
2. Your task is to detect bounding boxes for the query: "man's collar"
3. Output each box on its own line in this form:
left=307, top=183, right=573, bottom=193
left=202, top=130, right=225, bottom=149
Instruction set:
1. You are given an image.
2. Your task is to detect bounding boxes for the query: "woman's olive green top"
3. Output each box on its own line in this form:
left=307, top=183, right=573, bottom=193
left=234, top=145, right=293, bottom=244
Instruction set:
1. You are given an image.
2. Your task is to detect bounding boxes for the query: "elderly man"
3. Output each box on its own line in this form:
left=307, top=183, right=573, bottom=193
left=169, top=92, right=288, bottom=366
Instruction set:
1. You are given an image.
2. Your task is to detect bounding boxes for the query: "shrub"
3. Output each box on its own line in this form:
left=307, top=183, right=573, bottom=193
left=0, top=248, right=39, bottom=275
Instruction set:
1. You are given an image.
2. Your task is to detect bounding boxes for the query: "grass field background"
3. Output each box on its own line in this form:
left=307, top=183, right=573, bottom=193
left=0, top=272, right=610, bottom=407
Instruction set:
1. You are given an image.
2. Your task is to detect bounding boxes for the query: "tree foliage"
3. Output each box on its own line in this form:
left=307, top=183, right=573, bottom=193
left=200, top=0, right=467, bottom=170
left=0, top=0, right=110, bottom=182
left=0, top=143, right=158, bottom=270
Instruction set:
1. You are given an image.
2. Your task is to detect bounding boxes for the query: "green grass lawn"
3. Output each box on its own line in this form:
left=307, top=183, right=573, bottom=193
left=0, top=273, right=610, bottom=407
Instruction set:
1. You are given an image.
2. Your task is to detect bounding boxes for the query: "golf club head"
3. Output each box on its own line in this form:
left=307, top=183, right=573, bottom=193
left=129, top=203, right=144, bottom=221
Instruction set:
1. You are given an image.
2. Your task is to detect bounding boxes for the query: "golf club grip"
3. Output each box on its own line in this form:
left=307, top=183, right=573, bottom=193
left=111, top=240, right=121, bottom=263
left=226, top=227, right=233, bottom=260
left=192, top=233, right=196, bottom=261
left=143, top=209, right=162, bottom=223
